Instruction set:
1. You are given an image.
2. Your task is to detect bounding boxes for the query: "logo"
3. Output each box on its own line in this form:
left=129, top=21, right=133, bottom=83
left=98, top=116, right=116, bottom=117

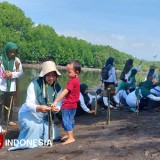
left=0, top=134, right=4, bottom=149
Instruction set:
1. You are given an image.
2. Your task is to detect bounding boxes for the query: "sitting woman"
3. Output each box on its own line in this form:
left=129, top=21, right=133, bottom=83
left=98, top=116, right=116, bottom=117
left=9, top=61, right=62, bottom=151
left=76, top=84, right=95, bottom=116
left=115, top=82, right=130, bottom=108
left=126, top=80, right=160, bottom=111
left=97, top=85, right=119, bottom=110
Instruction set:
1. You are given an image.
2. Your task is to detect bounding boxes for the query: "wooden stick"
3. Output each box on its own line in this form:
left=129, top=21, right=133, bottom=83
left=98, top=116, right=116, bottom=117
left=107, top=89, right=111, bottom=125
left=94, top=94, right=98, bottom=115
left=6, top=96, right=14, bottom=130
left=47, top=103, right=53, bottom=146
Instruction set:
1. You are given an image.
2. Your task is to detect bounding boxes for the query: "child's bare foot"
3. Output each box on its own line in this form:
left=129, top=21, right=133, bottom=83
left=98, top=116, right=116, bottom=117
left=61, top=135, right=68, bottom=141
left=62, top=138, right=75, bottom=145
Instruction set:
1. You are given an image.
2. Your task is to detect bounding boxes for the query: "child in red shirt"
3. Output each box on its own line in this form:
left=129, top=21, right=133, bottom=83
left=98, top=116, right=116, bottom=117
left=51, top=60, right=81, bottom=145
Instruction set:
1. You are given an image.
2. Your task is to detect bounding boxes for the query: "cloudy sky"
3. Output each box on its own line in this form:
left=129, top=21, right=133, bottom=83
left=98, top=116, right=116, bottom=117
left=1, top=0, right=160, bottom=61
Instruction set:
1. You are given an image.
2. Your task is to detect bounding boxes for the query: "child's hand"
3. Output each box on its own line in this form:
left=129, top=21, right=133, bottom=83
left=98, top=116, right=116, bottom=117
left=51, top=106, right=60, bottom=112
left=51, top=101, right=57, bottom=108
left=89, top=110, right=95, bottom=114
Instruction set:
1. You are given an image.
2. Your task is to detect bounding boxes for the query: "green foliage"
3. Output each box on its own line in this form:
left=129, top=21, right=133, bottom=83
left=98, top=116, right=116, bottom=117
left=0, top=1, right=159, bottom=71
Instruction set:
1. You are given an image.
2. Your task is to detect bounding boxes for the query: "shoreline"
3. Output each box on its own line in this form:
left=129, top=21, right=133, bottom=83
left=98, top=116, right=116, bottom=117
left=22, top=63, right=122, bottom=72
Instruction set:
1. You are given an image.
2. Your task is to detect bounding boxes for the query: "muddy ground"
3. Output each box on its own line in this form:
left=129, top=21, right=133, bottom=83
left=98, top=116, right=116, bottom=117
left=0, top=107, right=160, bottom=160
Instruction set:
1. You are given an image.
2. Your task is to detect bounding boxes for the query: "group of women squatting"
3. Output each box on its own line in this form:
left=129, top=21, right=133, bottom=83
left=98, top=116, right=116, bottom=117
left=95, top=57, right=160, bottom=112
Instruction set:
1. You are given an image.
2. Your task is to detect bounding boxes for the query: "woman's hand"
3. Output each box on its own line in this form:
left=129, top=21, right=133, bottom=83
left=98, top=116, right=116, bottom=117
left=88, top=110, right=95, bottom=114
left=36, top=105, right=51, bottom=113
left=4, top=71, right=12, bottom=78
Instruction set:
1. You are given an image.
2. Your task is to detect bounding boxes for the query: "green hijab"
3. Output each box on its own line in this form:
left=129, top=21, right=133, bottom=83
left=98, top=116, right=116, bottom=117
left=128, top=69, right=137, bottom=81
left=135, top=80, right=153, bottom=98
left=1, top=42, right=18, bottom=91
left=120, top=82, right=130, bottom=91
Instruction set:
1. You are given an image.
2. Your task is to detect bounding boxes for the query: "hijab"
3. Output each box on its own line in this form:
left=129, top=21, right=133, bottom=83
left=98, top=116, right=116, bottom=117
left=80, top=84, right=90, bottom=104
left=105, top=57, right=114, bottom=66
left=119, top=59, right=133, bottom=81
left=1, top=42, right=18, bottom=91
left=135, top=80, right=153, bottom=98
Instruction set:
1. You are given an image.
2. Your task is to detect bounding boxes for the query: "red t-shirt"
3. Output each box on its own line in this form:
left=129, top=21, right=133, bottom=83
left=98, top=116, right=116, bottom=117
left=62, top=77, right=80, bottom=109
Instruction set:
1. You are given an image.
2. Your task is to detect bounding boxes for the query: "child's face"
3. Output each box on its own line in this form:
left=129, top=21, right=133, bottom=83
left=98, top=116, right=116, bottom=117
left=66, top=64, right=78, bottom=79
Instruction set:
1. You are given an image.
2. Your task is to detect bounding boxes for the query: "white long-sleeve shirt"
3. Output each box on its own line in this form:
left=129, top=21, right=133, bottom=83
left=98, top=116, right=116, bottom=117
left=19, top=82, right=62, bottom=114
left=0, top=57, right=23, bottom=92
left=125, top=65, right=142, bottom=81
left=126, top=90, right=160, bottom=107
left=115, top=90, right=128, bottom=103
left=103, top=66, right=117, bottom=84
left=79, top=93, right=96, bottom=112
left=103, top=95, right=119, bottom=108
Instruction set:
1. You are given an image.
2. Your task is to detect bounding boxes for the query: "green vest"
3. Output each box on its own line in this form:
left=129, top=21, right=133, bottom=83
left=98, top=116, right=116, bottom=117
left=32, top=78, right=61, bottom=105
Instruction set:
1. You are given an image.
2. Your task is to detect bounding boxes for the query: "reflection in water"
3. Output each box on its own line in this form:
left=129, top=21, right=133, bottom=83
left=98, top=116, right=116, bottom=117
left=15, top=68, right=145, bottom=108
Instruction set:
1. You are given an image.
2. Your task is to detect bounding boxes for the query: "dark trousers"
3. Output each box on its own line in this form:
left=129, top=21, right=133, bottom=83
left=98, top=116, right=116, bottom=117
left=0, top=92, right=15, bottom=122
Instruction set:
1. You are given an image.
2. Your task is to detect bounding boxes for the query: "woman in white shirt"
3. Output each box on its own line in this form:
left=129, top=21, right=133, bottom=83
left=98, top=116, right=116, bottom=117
left=9, top=61, right=62, bottom=151
left=76, top=84, right=95, bottom=116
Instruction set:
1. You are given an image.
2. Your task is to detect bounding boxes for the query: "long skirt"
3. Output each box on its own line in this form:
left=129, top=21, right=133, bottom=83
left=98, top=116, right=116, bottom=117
left=8, top=111, right=60, bottom=151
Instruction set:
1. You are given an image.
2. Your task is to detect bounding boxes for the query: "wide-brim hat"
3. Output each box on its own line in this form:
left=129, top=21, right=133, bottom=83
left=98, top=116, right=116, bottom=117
left=39, top=61, right=61, bottom=77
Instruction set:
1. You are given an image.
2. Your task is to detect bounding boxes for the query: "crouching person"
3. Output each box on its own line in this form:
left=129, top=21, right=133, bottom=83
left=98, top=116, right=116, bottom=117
left=126, top=80, right=160, bottom=112
left=9, top=61, right=62, bottom=151
left=97, top=85, right=119, bottom=110
left=76, top=84, right=95, bottom=116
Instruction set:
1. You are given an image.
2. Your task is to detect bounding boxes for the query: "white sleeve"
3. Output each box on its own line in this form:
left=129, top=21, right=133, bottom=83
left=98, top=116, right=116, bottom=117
left=147, top=94, right=160, bottom=101
left=111, top=67, right=117, bottom=83
left=79, top=93, right=90, bottom=112
left=103, top=97, right=114, bottom=108
left=88, top=93, right=96, bottom=104
left=114, top=94, right=120, bottom=104
left=11, top=58, right=23, bottom=78
left=25, top=82, right=38, bottom=112
left=136, top=64, right=142, bottom=72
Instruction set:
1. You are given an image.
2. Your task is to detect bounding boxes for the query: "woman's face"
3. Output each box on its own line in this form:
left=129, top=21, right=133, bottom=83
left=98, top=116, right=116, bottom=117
left=45, top=71, right=57, bottom=85
left=8, top=49, right=16, bottom=59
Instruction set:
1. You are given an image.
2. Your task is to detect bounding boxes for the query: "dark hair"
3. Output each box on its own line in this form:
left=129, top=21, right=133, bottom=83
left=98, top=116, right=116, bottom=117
left=68, top=60, right=81, bottom=74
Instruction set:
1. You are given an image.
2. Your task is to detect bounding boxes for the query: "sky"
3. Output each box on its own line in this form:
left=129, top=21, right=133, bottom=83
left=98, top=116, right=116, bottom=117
left=1, top=0, right=160, bottom=61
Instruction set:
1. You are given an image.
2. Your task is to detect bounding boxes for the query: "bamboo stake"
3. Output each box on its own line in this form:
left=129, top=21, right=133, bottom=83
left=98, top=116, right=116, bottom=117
left=5, top=96, right=14, bottom=130
left=94, top=94, right=98, bottom=115
left=107, top=88, right=111, bottom=125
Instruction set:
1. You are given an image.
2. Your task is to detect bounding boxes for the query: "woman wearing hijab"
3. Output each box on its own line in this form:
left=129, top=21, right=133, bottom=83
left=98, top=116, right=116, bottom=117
left=76, top=84, right=95, bottom=116
left=115, top=82, right=130, bottom=108
left=97, top=85, right=119, bottom=110
left=118, top=59, right=142, bottom=92
left=9, top=61, right=62, bottom=151
left=126, top=80, right=160, bottom=111
left=145, top=65, right=157, bottom=82
left=0, top=42, right=23, bottom=126
left=102, top=57, right=118, bottom=89
left=128, top=69, right=137, bottom=92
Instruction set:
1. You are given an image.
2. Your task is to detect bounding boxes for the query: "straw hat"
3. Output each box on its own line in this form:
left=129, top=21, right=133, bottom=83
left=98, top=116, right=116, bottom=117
left=39, top=61, right=61, bottom=77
